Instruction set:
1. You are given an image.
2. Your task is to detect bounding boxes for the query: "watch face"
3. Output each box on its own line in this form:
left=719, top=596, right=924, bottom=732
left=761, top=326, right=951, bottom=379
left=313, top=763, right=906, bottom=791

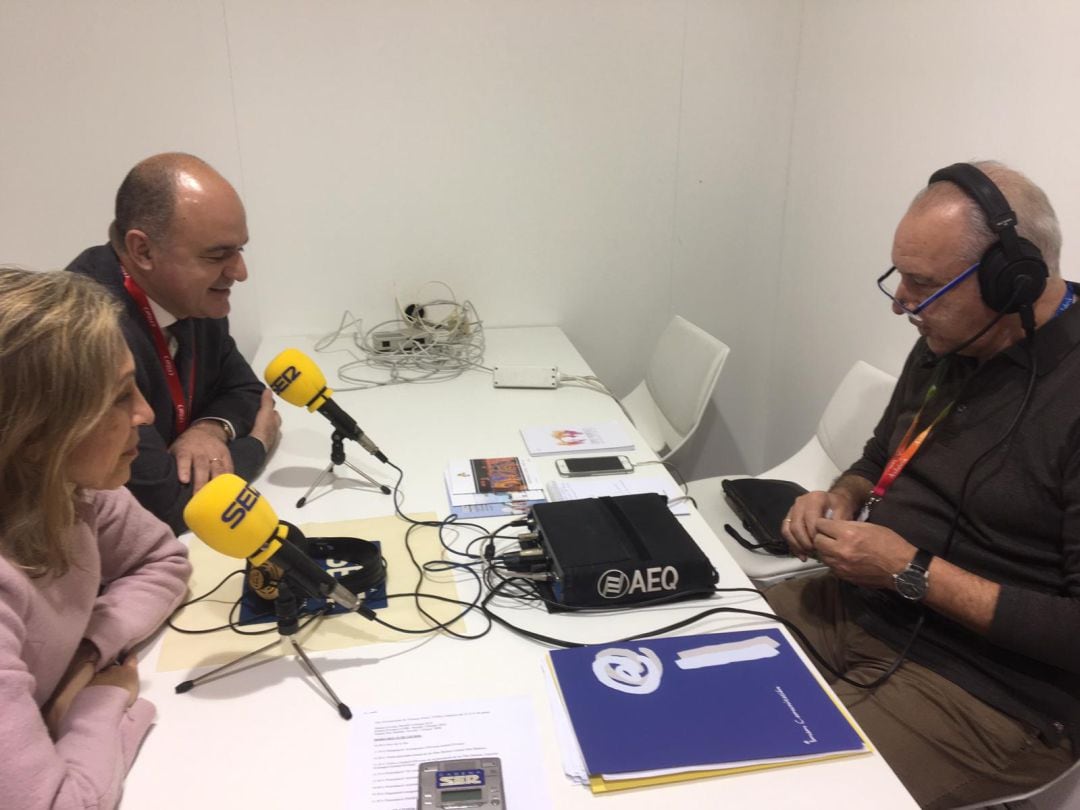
left=895, top=568, right=928, bottom=601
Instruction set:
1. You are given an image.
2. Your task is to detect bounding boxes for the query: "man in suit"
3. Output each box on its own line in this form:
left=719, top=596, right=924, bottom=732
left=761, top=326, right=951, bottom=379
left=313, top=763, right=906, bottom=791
left=68, top=152, right=281, bottom=532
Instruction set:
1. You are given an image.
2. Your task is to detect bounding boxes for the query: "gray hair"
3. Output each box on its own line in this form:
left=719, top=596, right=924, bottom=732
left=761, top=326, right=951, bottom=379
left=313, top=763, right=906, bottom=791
left=910, top=160, right=1062, bottom=278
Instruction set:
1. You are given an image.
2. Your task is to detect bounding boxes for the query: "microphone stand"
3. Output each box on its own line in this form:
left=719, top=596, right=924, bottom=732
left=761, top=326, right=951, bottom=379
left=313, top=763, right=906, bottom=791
left=297, top=429, right=391, bottom=507
left=175, top=579, right=353, bottom=720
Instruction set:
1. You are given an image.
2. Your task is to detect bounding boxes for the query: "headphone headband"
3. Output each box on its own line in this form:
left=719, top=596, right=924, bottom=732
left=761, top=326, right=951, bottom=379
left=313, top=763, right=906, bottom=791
left=247, top=523, right=387, bottom=603
left=928, top=163, right=1018, bottom=234
left=927, top=162, right=1047, bottom=314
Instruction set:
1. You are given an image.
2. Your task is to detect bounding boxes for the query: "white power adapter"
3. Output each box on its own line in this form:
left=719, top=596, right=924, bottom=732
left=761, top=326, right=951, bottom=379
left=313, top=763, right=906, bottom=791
left=492, top=365, right=559, bottom=389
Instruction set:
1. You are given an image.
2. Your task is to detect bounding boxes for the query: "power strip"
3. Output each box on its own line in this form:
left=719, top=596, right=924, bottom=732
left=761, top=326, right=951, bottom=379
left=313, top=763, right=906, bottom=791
left=492, top=365, right=559, bottom=389
left=373, top=330, right=432, bottom=353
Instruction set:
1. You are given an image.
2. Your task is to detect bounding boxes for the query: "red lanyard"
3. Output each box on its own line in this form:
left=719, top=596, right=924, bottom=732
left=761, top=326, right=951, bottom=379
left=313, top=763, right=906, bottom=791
left=122, top=271, right=195, bottom=434
left=861, top=368, right=952, bottom=520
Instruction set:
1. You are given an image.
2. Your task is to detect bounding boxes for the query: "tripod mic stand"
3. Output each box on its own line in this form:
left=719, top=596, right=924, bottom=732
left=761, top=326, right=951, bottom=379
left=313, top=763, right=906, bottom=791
left=175, top=579, right=353, bottom=720
left=297, top=429, right=392, bottom=507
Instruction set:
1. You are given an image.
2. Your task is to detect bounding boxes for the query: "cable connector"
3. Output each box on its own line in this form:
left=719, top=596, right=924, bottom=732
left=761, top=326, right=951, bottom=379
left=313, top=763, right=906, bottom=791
left=355, top=605, right=377, bottom=621
left=502, top=553, right=550, bottom=574
left=510, top=570, right=554, bottom=581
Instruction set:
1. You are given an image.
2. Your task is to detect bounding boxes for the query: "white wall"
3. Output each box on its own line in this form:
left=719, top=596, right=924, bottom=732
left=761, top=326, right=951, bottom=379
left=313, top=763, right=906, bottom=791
left=668, top=0, right=801, bottom=476
left=223, top=0, right=690, bottom=391
left=5, top=1, right=1079, bottom=482
left=0, top=0, right=260, bottom=353
left=0, top=0, right=798, bottom=480
left=766, top=0, right=1080, bottom=469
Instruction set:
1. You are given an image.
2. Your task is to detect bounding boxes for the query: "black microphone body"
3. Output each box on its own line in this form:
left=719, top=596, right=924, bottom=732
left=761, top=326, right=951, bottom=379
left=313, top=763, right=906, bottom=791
left=318, top=397, right=389, bottom=464
left=272, top=524, right=362, bottom=610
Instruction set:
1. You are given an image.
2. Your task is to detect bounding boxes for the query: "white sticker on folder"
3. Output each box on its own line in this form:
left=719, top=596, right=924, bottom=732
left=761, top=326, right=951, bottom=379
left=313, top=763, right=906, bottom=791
left=592, top=647, right=663, bottom=695
left=674, top=636, right=781, bottom=669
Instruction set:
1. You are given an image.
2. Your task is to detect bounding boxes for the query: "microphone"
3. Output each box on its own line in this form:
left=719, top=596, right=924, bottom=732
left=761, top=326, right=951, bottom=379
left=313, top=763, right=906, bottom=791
left=264, top=348, right=389, bottom=464
left=923, top=281, right=1034, bottom=367
left=183, top=473, right=363, bottom=611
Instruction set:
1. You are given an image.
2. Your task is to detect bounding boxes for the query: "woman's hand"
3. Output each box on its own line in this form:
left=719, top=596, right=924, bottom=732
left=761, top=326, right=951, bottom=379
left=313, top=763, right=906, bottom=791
left=42, top=639, right=100, bottom=738
left=89, top=653, right=140, bottom=707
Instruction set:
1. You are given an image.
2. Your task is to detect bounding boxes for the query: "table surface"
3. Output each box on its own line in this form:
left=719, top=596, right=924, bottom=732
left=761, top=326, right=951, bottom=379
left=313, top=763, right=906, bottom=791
left=124, top=326, right=916, bottom=809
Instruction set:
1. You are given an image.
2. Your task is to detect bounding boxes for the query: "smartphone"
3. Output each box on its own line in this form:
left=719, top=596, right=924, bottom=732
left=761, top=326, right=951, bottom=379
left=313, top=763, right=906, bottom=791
left=418, top=757, right=505, bottom=809
left=555, top=455, right=633, bottom=477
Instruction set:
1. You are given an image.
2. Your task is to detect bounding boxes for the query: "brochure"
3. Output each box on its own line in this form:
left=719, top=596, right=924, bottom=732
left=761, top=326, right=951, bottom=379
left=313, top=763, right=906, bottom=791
left=520, top=421, right=634, bottom=456
left=445, top=457, right=546, bottom=518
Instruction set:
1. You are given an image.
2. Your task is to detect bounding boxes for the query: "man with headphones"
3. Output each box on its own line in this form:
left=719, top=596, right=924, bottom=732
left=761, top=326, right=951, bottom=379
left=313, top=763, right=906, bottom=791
left=771, top=162, right=1078, bottom=808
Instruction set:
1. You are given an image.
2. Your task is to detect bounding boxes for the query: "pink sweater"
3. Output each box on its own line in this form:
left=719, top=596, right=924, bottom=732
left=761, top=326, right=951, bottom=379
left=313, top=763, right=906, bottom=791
left=0, top=488, right=191, bottom=809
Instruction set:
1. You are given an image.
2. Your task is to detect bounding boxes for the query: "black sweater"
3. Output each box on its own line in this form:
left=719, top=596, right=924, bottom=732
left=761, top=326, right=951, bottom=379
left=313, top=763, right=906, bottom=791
left=846, top=297, right=1080, bottom=747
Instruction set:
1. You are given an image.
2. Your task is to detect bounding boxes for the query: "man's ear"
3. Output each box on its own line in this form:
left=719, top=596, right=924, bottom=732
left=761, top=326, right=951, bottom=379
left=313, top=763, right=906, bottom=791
left=124, top=229, right=155, bottom=272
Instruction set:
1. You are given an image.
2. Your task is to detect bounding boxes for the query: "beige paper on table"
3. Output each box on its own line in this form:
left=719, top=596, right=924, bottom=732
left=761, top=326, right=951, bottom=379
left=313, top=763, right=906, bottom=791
left=157, top=512, right=463, bottom=672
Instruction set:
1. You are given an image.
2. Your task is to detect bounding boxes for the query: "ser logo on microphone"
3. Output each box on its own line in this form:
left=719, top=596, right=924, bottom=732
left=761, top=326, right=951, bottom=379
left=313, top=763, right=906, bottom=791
left=221, top=484, right=261, bottom=529
left=269, top=365, right=299, bottom=395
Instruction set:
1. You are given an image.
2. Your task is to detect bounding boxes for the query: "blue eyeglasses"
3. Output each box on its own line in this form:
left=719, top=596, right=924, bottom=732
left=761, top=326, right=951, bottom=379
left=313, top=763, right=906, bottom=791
left=877, top=261, right=981, bottom=318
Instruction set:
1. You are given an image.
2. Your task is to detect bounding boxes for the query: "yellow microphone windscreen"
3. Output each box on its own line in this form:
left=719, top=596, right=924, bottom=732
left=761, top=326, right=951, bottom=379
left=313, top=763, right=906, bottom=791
left=264, top=348, right=333, bottom=412
left=184, top=473, right=280, bottom=559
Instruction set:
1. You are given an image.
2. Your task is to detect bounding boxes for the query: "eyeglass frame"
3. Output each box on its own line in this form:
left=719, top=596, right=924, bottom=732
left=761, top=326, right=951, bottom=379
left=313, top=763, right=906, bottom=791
left=876, top=261, right=981, bottom=317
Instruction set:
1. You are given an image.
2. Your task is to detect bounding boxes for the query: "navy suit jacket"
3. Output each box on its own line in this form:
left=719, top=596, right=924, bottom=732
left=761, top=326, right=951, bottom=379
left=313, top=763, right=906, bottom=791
left=68, top=244, right=266, bottom=532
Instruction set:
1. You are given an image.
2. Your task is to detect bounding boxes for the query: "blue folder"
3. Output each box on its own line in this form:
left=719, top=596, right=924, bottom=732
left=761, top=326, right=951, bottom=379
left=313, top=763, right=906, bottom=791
left=549, top=627, right=866, bottom=777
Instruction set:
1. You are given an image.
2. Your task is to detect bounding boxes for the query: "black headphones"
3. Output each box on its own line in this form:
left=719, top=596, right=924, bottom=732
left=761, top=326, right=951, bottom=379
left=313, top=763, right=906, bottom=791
left=927, top=163, right=1047, bottom=314
left=247, top=521, right=387, bottom=602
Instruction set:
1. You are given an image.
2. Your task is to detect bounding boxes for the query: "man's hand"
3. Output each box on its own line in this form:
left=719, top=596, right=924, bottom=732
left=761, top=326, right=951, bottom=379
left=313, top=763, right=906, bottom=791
left=249, top=389, right=282, bottom=453
left=171, top=422, right=234, bottom=491
left=812, top=518, right=915, bottom=589
left=782, top=490, right=858, bottom=560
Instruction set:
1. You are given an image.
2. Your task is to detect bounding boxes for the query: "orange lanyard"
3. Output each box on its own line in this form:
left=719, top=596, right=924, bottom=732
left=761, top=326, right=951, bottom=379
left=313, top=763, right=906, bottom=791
left=860, top=367, right=952, bottom=520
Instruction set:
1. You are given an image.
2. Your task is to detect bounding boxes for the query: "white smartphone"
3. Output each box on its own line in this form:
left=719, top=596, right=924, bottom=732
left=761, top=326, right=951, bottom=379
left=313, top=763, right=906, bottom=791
left=555, top=455, right=633, bottom=477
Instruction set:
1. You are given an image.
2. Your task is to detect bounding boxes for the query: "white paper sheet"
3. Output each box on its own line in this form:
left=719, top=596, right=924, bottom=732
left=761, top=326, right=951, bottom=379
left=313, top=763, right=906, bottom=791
left=546, top=475, right=691, bottom=515
left=345, top=695, right=552, bottom=809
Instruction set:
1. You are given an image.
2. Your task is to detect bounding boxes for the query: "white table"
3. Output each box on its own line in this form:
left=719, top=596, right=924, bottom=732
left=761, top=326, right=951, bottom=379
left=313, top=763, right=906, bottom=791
left=124, top=327, right=916, bottom=809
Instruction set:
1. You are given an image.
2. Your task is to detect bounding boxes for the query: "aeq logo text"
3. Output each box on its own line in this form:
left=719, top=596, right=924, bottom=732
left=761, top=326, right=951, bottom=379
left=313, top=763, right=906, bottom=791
left=221, top=485, right=261, bottom=528
left=597, top=566, right=679, bottom=599
left=270, top=365, right=299, bottom=394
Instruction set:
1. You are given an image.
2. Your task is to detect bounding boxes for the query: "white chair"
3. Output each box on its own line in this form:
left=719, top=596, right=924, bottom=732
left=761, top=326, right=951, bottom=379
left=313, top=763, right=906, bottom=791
left=951, top=758, right=1080, bottom=809
left=619, top=315, right=730, bottom=461
left=688, top=360, right=897, bottom=588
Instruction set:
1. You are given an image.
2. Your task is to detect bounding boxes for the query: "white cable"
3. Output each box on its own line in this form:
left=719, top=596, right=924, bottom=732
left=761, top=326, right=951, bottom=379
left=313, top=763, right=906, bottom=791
left=315, top=284, right=487, bottom=389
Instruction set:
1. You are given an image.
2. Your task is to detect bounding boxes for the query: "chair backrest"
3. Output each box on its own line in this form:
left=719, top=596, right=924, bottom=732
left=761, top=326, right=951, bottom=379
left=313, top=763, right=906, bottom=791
left=625, top=316, right=729, bottom=458
left=815, top=360, right=897, bottom=472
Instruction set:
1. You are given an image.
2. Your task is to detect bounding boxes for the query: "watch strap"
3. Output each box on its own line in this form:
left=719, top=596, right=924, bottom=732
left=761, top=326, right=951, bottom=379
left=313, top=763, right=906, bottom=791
left=911, top=548, right=933, bottom=573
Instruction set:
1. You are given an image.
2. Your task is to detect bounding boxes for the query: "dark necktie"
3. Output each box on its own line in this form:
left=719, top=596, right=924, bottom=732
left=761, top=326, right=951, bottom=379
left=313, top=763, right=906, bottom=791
left=168, top=320, right=194, bottom=395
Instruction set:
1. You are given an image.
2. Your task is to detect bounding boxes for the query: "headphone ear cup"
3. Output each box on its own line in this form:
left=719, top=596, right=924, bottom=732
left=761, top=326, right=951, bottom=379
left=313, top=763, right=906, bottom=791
left=978, top=237, right=1048, bottom=313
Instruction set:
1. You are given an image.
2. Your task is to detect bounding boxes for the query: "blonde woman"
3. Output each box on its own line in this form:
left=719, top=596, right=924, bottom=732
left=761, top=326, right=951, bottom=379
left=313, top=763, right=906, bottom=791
left=0, top=269, right=191, bottom=809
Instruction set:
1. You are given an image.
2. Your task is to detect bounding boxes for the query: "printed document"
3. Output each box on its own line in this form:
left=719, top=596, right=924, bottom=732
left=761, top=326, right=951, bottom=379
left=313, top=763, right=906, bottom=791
left=346, top=695, right=551, bottom=809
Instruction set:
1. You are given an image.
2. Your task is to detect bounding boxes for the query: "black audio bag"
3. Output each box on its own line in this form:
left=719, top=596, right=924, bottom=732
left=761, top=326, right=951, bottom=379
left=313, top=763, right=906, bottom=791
left=721, top=478, right=806, bottom=556
left=530, top=493, right=717, bottom=611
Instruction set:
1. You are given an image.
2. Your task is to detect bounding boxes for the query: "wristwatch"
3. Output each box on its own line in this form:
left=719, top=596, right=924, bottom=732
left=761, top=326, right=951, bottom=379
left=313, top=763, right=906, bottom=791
left=894, top=549, right=933, bottom=602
